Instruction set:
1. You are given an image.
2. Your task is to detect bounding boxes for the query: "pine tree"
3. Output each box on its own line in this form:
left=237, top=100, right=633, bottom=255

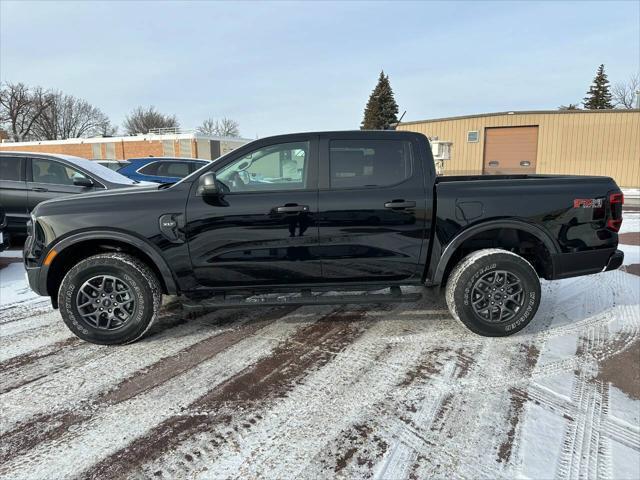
left=361, top=71, right=399, bottom=130
left=583, top=64, right=613, bottom=109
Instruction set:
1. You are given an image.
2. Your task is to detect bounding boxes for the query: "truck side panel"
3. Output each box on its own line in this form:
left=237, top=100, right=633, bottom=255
left=428, top=176, right=621, bottom=282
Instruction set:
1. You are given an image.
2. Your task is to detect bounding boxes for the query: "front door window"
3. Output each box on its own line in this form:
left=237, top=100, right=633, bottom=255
left=216, top=141, right=309, bottom=192
left=32, top=159, right=89, bottom=185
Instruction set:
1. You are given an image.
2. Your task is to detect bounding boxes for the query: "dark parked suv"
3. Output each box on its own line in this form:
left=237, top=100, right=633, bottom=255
left=0, top=152, right=144, bottom=234
left=23, top=131, right=624, bottom=345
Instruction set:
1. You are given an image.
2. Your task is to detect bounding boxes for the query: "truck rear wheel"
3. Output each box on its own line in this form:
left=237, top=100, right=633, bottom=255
left=445, top=249, right=541, bottom=336
left=58, top=253, right=162, bottom=345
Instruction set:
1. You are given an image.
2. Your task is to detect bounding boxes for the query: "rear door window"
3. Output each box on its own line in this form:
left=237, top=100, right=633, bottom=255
left=329, top=139, right=413, bottom=188
left=157, top=162, right=190, bottom=178
left=189, top=161, right=208, bottom=173
left=0, top=156, right=25, bottom=181
left=137, top=162, right=161, bottom=176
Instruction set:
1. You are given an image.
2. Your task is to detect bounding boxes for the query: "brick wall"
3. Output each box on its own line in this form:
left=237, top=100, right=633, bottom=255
left=0, top=143, right=94, bottom=158
left=0, top=140, right=167, bottom=160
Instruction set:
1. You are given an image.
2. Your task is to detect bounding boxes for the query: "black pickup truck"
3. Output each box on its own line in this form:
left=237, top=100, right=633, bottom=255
left=23, top=131, right=625, bottom=344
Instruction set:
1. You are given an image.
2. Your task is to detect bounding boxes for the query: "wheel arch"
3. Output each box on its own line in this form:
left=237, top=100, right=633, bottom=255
left=430, top=219, right=559, bottom=286
left=45, top=231, right=178, bottom=306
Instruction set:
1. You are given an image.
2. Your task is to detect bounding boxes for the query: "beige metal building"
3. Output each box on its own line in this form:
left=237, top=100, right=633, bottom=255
left=398, top=109, right=640, bottom=188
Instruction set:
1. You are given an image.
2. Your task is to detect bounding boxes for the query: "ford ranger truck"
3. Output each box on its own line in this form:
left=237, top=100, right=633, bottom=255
left=23, top=131, right=624, bottom=344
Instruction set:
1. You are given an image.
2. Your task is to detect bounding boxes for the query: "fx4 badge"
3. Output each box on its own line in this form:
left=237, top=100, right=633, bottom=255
left=574, top=198, right=603, bottom=208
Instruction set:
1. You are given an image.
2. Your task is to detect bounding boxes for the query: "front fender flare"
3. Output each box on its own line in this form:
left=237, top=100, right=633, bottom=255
left=431, top=219, right=560, bottom=285
left=48, top=230, right=178, bottom=294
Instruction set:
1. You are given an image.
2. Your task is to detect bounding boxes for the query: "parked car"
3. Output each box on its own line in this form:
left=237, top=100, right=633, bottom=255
left=0, top=206, right=9, bottom=252
left=24, top=131, right=624, bottom=345
left=0, top=152, right=147, bottom=234
left=95, top=160, right=130, bottom=172
left=117, top=157, right=209, bottom=184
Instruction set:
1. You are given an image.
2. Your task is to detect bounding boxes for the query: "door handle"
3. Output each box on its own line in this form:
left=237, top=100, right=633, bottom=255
left=31, top=187, right=48, bottom=192
left=276, top=205, right=309, bottom=213
left=384, top=200, right=416, bottom=209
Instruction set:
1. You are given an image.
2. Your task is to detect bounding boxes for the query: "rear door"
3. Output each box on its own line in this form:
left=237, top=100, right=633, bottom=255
left=27, top=157, right=100, bottom=212
left=317, top=133, right=428, bottom=283
left=0, top=155, right=28, bottom=231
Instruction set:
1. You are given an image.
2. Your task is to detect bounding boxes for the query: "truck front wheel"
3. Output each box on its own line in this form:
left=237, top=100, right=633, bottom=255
left=58, top=253, right=162, bottom=345
left=445, top=249, right=541, bottom=336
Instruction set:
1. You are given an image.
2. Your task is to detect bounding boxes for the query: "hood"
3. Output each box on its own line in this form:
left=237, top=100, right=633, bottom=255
left=35, top=183, right=162, bottom=211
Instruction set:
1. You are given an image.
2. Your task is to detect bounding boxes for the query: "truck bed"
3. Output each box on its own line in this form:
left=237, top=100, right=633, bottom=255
left=435, top=174, right=610, bottom=183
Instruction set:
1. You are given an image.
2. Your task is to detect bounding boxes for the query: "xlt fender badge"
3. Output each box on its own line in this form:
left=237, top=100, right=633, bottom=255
left=159, top=213, right=185, bottom=243
left=574, top=198, right=603, bottom=208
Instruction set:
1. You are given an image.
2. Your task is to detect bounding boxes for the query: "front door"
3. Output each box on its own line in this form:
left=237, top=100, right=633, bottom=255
left=27, top=157, right=99, bottom=212
left=316, top=133, right=428, bottom=283
left=186, top=136, right=321, bottom=288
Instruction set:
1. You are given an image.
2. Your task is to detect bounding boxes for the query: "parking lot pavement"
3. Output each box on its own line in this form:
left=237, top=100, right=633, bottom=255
left=1, top=213, right=638, bottom=480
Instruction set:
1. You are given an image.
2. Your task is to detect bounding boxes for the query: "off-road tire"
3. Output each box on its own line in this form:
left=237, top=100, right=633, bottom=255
left=445, top=249, right=541, bottom=336
left=58, top=253, right=162, bottom=345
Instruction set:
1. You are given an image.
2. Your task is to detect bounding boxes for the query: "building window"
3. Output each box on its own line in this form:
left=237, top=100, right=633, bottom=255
left=467, top=131, right=479, bottom=143
left=105, top=143, right=116, bottom=159
left=162, top=140, right=175, bottom=156
left=179, top=139, right=191, bottom=157
left=91, top=143, right=102, bottom=159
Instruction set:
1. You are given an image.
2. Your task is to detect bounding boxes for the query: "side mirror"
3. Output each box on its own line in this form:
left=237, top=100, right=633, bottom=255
left=198, top=172, right=219, bottom=196
left=73, top=177, right=94, bottom=188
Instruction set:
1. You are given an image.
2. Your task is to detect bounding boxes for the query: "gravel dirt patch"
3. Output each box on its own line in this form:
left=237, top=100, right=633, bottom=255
left=619, top=232, right=640, bottom=246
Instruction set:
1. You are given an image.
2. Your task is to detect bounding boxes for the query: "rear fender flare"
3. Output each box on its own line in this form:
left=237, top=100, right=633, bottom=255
left=431, top=219, right=559, bottom=285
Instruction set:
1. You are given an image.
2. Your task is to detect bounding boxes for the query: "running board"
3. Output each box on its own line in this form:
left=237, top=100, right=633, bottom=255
left=181, top=286, right=423, bottom=312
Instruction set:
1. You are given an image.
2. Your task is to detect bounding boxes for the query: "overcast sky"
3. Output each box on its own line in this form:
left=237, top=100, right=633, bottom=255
left=1, top=1, right=638, bottom=138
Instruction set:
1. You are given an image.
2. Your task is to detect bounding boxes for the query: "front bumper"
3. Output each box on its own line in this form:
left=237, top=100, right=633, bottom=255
left=26, top=265, right=47, bottom=296
left=24, top=233, right=48, bottom=296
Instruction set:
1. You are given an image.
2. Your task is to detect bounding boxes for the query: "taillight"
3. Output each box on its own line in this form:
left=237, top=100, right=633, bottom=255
left=607, top=219, right=622, bottom=231
left=607, top=191, right=624, bottom=232
left=610, top=192, right=624, bottom=205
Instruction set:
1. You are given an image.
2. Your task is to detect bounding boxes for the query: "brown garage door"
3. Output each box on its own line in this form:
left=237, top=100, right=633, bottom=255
left=483, top=126, right=538, bottom=175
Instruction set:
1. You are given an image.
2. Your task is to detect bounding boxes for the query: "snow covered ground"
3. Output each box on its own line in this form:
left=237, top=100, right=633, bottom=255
left=0, top=213, right=638, bottom=479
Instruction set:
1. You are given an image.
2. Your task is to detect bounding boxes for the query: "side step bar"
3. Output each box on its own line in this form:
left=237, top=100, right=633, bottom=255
left=181, top=286, right=423, bottom=312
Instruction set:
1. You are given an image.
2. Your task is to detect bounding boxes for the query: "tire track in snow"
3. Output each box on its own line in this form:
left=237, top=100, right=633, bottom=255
left=176, top=307, right=415, bottom=480
left=0, top=299, right=51, bottom=324
left=0, top=307, right=295, bottom=463
left=0, top=305, right=328, bottom=480
left=1, top=267, right=638, bottom=479
left=0, top=305, right=295, bottom=434
left=80, top=307, right=371, bottom=480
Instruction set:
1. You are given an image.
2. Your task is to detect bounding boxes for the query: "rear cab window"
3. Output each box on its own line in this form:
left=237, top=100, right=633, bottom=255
left=329, top=139, right=413, bottom=188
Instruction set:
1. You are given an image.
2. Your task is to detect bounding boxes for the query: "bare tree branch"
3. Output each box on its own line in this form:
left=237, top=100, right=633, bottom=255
left=0, top=82, right=52, bottom=141
left=123, top=106, right=179, bottom=134
left=196, top=117, right=240, bottom=137
left=31, top=91, right=113, bottom=140
left=612, top=74, right=639, bottom=109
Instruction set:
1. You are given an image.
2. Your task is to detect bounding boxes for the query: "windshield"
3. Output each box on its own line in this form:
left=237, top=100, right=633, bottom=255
left=56, top=155, right=140, bottom=185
